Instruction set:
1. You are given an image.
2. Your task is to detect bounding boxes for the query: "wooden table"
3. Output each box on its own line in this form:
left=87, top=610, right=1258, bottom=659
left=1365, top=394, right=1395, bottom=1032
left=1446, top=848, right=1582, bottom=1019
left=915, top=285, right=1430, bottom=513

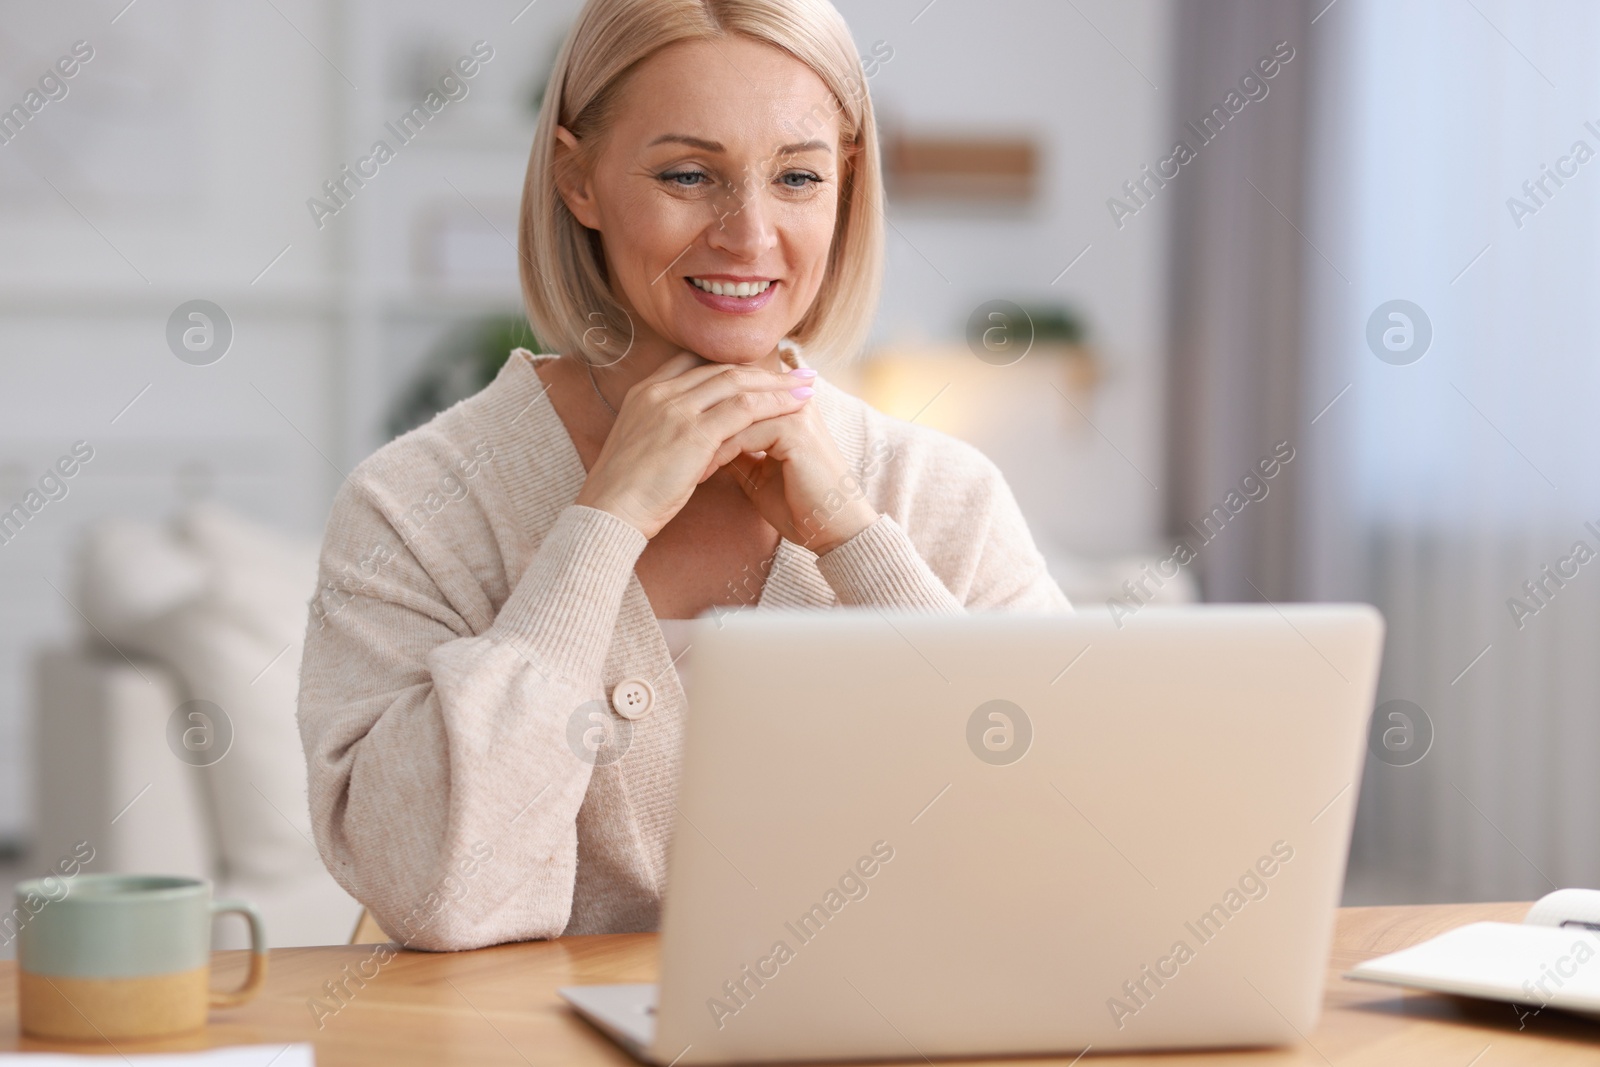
left=3, top=902, right=1598, bottom=1064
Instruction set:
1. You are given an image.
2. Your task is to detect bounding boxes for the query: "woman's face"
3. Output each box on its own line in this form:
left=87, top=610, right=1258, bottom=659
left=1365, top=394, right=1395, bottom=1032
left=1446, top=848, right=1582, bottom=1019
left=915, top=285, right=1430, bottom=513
left=559, top=37, right=845, bottom=365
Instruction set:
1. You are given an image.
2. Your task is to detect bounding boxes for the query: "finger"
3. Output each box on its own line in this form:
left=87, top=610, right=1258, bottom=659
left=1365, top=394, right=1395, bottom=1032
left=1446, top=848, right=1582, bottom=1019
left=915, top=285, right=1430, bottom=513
left=632, top=350, right=706, bottom=388
left=614, top=352, right=705, bottom=413
left=674, top=362, right=810, bottom=412
left=707, top=411, right=796, bottom=470
left=638, top=353, right=779, bottom=393
left=643, top=351, right=707, bottom=382
left=728, top=452, right=765, bottom=494
left=700, top=390, right=809, bottom=451
left=625, top=357, right=797, bottom=421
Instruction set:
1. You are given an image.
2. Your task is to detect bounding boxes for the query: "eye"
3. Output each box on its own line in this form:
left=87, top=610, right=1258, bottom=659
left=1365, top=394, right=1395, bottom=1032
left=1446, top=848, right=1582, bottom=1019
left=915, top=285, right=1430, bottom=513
left=660, top=169, right=710, bottom=187
left=778, top=170, right=823, bottom=189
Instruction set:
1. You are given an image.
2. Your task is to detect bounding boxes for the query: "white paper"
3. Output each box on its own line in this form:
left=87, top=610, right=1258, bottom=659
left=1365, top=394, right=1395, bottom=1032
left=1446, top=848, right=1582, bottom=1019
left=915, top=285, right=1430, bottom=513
left=0, top=1044, right=312, bottom=1067
left=1348, top=921, right=1600, bottom=1010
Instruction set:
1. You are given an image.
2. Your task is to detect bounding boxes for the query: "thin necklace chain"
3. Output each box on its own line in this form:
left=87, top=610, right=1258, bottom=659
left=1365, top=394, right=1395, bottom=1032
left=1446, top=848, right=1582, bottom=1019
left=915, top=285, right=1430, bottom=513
left=585, top=360, right=619, bottom=418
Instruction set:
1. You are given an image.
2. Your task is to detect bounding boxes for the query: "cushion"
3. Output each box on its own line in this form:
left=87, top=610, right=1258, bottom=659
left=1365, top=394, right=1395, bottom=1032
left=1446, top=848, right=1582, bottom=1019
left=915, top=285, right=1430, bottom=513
left=76, top=501, right=359, bottom=946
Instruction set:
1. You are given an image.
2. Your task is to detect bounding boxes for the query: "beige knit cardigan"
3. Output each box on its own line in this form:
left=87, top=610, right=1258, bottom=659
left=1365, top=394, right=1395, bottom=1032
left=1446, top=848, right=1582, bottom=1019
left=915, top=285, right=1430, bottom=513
left=297, top=349, right=1069, bottom=950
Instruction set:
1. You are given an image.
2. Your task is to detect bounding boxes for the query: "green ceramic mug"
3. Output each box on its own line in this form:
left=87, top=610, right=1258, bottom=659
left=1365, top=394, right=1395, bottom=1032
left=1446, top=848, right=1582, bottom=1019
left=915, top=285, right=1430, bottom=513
left=15, top=874, right=267, bottom=1041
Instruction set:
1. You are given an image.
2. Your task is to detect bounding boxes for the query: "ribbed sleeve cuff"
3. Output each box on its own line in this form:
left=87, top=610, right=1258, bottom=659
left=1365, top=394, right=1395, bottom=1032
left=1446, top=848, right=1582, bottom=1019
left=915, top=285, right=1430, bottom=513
left=815, top=514, right=963, bottom=613
left=490, top=504, right=647, bottom=683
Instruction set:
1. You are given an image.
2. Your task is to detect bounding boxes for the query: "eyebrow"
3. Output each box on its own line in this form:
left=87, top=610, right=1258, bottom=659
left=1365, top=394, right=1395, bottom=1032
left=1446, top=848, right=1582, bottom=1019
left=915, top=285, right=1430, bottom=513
left=647, top=134, right=833, bottom=156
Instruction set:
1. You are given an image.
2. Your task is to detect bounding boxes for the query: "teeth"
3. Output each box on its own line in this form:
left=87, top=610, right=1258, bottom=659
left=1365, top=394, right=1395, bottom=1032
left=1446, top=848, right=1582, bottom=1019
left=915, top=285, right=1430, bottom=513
left=691, top=278, right=772, bottom=298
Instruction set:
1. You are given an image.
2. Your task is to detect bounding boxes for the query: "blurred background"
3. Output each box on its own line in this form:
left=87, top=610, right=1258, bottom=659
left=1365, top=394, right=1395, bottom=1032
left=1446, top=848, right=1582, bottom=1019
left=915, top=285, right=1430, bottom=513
left=2, top=0, right=1597, bottom=950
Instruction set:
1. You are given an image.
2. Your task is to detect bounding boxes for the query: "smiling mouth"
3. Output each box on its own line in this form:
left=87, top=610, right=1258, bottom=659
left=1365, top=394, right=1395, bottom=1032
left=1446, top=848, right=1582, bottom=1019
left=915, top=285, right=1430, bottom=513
left=687, top=277, right=775, bottom=298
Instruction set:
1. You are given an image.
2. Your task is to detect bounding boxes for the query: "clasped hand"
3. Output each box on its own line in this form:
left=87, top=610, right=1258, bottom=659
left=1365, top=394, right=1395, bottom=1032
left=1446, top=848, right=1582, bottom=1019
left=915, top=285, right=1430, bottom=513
left=574, top=352, right=877, bottom=554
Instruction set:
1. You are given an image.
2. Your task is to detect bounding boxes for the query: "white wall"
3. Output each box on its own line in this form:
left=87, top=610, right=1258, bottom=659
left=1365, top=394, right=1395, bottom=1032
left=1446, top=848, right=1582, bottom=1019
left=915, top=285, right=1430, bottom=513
left=835, top=0, right=1172, bottom=558
left=0, top=0, right=341, bottom=839
left=0, top=0, right=1172, bottom=838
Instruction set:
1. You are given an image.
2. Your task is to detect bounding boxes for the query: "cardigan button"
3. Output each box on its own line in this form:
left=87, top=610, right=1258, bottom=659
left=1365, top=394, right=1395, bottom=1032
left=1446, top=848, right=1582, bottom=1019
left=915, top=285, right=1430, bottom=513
left=611, top=678, right=655, bottom=720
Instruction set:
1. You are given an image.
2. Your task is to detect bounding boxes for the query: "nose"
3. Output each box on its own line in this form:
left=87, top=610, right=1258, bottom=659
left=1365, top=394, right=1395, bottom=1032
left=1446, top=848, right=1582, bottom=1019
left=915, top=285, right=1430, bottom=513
left=706, top=175, right=777, bottom=260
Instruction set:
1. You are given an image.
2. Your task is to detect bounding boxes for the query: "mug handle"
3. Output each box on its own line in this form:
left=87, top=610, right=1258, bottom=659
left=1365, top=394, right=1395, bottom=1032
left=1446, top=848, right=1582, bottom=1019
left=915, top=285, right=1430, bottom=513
left=209, top=898, right=268, bottom=1009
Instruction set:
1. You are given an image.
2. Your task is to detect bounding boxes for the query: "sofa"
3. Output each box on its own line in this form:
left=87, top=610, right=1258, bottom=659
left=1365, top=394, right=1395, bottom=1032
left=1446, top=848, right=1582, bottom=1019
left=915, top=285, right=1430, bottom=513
left=32, top=502, right=362, bottom=948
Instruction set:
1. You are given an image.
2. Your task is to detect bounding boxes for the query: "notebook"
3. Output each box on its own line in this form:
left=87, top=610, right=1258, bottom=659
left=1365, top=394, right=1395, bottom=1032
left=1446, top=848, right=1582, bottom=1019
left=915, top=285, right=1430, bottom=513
left=1346, top=889, right=1600, bottom=1021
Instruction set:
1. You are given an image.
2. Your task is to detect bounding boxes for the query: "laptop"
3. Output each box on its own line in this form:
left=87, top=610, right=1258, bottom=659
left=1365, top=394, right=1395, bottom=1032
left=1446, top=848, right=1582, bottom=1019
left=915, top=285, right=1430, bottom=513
left=561, top=605, right=1384, bottom=1063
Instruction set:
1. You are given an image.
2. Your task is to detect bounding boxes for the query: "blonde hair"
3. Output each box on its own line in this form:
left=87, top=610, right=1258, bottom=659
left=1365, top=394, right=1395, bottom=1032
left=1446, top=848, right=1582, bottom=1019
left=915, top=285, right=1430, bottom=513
left=518, top=0, right=884, bottom=366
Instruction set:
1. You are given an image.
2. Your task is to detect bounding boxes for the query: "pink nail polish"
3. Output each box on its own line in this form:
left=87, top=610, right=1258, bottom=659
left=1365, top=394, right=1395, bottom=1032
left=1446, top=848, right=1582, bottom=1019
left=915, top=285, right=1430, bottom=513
left=790, top=386, right=815, bottom=399
left=788, top=367, right=818, bottom=379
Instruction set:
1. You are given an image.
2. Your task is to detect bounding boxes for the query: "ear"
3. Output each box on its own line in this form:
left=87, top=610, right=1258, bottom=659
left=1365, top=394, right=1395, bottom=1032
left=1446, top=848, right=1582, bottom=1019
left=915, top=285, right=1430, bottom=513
left=554, top=125, right=603, bottom=230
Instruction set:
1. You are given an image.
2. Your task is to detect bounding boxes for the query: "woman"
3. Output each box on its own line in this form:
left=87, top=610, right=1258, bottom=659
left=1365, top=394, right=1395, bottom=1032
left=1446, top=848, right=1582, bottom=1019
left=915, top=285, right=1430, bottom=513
left=298, top=0, right=1068, bottom=951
